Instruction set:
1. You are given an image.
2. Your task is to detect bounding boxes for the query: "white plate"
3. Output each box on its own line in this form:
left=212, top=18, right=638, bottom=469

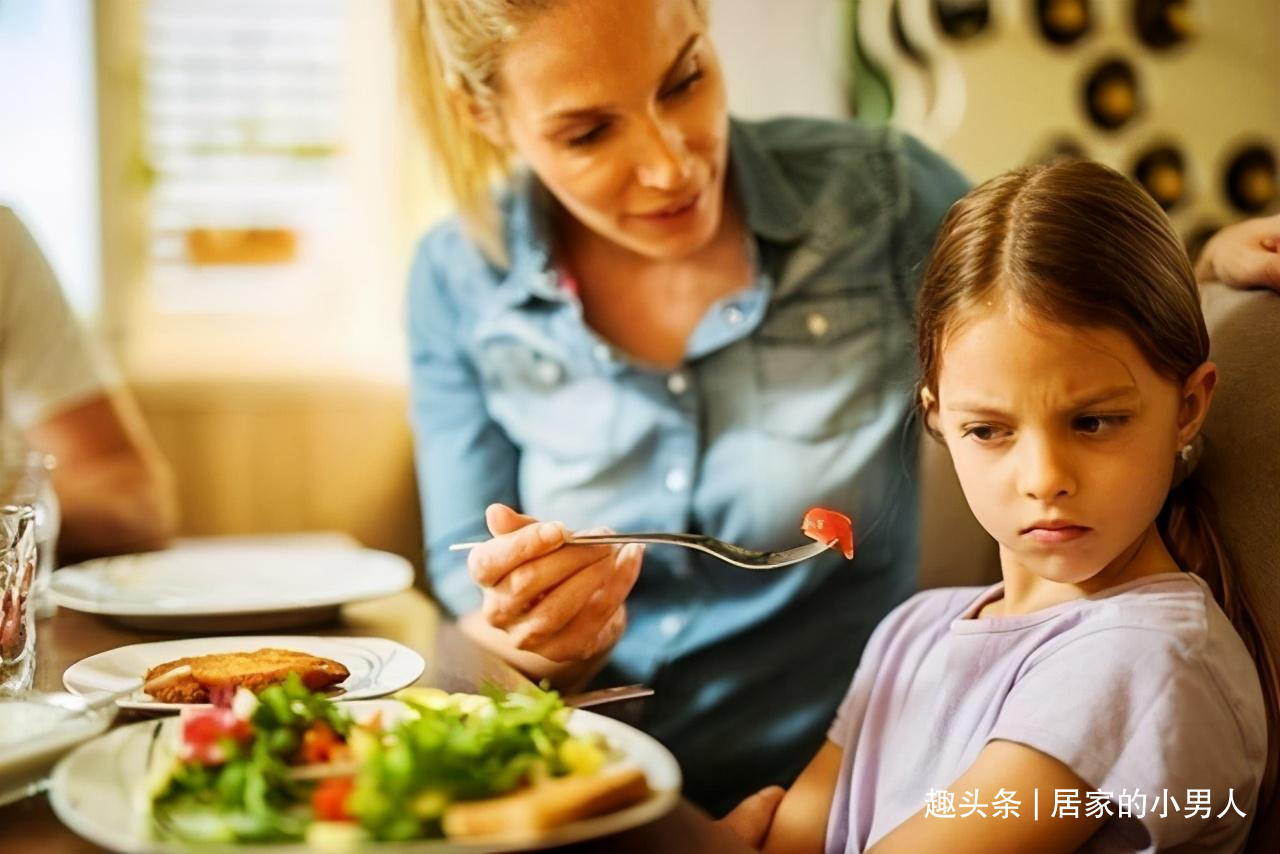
left=63, top=636, right=426, bottom=711
left=0, top=697, right=114, bottom=807
left=50, top=700, right=682, bottom=853
left=50, top=541, right=414, bottom=631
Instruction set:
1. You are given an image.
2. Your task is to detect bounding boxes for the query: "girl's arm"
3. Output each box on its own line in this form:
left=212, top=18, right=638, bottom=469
left=867, top=740, right=1106, bottom=854
left=760, top=740, right=844, bottom=854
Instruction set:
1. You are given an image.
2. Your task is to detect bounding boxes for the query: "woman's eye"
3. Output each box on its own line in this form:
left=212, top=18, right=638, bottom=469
left=962, top=425, right=1006, bottom=442
left=1075, top=414, right=1129, bottom=435
left=661, top=69, right=703, bottom=99
left=567, top=123, right=610, bottom=147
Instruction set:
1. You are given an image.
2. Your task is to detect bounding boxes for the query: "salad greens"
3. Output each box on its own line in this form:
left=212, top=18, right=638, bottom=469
left=147, top=675, right=608, bottom=845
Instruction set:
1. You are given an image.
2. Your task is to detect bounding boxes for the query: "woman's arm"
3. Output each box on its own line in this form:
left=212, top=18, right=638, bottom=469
left=407, top=241, right=639, bottom=689
left=866, top=740, right=1106, bottom=854
left=758, top=740, right=844, bottom=854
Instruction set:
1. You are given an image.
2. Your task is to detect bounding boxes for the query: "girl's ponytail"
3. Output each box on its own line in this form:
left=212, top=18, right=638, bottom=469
left=395, top=0, right=511, bottom=266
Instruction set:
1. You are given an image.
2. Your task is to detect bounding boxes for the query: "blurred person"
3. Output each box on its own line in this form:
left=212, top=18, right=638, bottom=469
left=0, top=206, right=177, bottom=561
left=398, top=0, right=1278, bottom=812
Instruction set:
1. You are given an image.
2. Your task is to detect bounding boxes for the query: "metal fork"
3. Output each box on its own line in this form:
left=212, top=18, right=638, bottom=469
left=449, top=533, right=833, bottom=570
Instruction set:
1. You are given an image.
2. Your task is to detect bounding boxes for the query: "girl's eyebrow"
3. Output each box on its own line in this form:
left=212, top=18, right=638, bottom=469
left=946, top=386, right=1139, bottom=416
left=544, top=34, right=700, bottom=123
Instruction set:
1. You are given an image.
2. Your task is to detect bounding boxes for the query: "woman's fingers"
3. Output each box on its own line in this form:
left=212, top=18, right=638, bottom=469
left=521, top=544, right=643, bottom=661
left=508, top=542, right=644, bottom=658
left=484, top=539, right=614, bottom=626
left=467, top=515, right=567, bottom=587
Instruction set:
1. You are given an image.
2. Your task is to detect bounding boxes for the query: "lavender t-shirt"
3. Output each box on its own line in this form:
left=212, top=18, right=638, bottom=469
left=825, top=572, right=1267, bottom=853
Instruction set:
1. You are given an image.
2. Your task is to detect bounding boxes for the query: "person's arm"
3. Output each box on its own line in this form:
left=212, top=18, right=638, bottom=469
left=866, top=740, right=1106, bottom=853
left=758, top=740, right=844, bottom=854
left=1194, top=212, right=1280, bottom=290
left=406, top=235, right=638, bottom=690
left=27, top=391, right=177, bottom=561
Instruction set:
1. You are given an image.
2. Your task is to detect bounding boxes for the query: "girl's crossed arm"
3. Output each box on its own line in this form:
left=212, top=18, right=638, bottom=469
left=761, top=740, right=1106, bottom=854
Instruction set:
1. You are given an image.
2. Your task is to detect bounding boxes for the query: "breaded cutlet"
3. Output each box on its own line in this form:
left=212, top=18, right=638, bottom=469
left=143, top=648, right=350, bottom=703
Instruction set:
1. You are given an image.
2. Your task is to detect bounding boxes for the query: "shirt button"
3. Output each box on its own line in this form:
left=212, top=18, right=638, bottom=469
left=806, top=311, right=830, bottom=338
left=659, top=615, right=685, bottom=638
left=664, top=468, right=689, bottom=492
left=535, top=359, right=563, bottom=385
left=722, top=304, right=745, bottom=326
left=666, top=371, right=689, bottom=395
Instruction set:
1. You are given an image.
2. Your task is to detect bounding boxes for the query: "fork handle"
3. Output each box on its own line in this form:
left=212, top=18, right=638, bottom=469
left=448, top=534, right=686, bottom=552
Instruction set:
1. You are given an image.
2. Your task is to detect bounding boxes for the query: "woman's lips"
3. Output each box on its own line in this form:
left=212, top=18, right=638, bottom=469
left=630, top=192, right=701, bottom=223
left=1022, top=525, right=1092, bottom=545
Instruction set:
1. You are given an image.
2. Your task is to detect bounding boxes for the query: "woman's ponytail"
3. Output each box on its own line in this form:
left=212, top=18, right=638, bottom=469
left=395, top=0, right=511, bottom=266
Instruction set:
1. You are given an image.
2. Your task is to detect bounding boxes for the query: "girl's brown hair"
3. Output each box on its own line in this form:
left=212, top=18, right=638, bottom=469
left=916, top=158, right=1277, bottom=832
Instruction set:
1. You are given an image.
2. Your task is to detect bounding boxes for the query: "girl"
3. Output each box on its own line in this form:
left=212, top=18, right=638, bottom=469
left=742, top=160, right=1276, bottom=853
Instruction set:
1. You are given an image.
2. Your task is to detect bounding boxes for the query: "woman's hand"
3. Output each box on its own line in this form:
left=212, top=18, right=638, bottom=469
left=466, top=503, right=643, bottom=663
left=1194, top=212, right=1280, bottom=291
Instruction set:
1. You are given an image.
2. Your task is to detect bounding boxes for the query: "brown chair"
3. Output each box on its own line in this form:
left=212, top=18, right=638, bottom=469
left=1198, top=284, right=1280, bottom=853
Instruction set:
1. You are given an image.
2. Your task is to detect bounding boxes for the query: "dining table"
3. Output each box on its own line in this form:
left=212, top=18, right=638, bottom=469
left=0, top=589, right=754, bottom=853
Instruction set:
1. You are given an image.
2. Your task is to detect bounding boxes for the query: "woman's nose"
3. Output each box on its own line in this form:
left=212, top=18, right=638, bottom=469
left=1016, top=436, right=1077, bottom=501
left=634, top=118, right=693, bottom=190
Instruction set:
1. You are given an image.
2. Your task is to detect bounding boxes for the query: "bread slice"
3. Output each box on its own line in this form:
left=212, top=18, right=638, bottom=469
left=143, top=648, right=349, bottom=703
left=442, top=768, right=651, bottom=838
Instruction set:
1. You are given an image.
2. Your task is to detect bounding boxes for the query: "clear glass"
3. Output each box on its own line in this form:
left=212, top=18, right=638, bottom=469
left=0, top=505, right=38, bottom=694
left=2, top=452, right=59, bottom=619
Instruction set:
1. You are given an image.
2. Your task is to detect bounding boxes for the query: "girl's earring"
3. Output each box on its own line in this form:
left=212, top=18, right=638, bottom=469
left=1179, top=443, right=1194, bottom=463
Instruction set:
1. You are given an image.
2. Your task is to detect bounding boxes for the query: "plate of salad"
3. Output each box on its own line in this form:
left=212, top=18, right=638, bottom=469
left=48, top=676, right=680, bottom=852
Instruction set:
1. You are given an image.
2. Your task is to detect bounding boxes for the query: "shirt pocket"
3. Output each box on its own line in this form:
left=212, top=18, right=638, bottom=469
left=475, top=338, right=620, bottom=461
left=751, top=291, right=887, bottom=441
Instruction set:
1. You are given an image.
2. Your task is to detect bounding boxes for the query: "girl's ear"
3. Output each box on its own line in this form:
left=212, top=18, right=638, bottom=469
left=920, top=387, right=943, bottom=439
left=1176, top=361, right=1218, bottom=447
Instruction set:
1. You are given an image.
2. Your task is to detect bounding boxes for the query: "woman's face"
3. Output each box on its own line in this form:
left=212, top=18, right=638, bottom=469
left=932, top=303, right=1213, bottom=586
left=488, top=0, right=730, bottom=260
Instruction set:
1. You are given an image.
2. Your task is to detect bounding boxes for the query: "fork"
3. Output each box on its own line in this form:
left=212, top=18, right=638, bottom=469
left=449, top=532, right=833, bottom=570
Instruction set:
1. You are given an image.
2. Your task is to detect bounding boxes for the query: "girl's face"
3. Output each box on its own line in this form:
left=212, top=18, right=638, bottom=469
left=485, top=0, right=729, bottom=260
left=932, top=302, right=1214, bottom=585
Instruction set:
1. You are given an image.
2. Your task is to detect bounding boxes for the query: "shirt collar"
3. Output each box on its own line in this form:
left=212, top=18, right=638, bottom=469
left=727, top=117, right=810, bottom=244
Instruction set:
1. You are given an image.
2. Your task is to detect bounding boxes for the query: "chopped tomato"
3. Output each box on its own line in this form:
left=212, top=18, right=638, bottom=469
left=312, top=777, right=356, bottom=822
left=300, top=721, right=344, bottom=764
left=179, top=706, right=252, bottom=764
left=801, top=507, right=855, bottom=560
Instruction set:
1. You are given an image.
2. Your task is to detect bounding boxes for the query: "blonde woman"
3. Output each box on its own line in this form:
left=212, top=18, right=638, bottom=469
left=398, top=0, right=1277, bottom=816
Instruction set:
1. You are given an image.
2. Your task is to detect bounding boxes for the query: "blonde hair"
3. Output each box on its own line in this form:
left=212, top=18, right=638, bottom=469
left=395, top=0, right=710, bottom=267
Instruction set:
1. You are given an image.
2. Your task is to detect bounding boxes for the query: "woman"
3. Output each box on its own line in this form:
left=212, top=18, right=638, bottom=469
left=398, top=0, right=1278, bottom=813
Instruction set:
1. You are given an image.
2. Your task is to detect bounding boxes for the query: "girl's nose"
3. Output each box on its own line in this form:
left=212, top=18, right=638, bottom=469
left=635, top=118, right=693, bottom=190
left=1017, top=435, right=1077, bottom=501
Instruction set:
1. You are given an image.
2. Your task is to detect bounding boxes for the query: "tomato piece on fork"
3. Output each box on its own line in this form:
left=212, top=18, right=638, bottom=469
left=801, top=507, right=855, bottom=560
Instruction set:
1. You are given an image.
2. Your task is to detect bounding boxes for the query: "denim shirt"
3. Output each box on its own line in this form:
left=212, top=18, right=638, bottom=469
left=406, top=116, right=969, bottom=811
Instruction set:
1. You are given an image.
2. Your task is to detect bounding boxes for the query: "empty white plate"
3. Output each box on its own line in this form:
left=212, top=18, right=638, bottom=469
left=63, top=635, right=426, bottom=711
left=51, top=540, right=415, bottom=631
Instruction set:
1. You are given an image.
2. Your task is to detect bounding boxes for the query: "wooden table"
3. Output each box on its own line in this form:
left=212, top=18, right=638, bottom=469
left=0, top=593, right=751, bottom=853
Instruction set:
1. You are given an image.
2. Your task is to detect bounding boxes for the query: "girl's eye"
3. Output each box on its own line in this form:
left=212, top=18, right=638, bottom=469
left=661, top=69, right=703, bottom=100
left=1074, top=414, right=1130, bottom=435
left=567, top=123, right=611, bottom=147
left=961, top=424, right=1008, bottom=443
